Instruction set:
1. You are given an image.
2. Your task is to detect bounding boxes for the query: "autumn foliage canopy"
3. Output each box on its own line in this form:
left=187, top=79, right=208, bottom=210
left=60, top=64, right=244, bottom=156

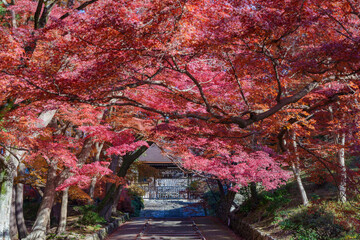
left=0, top=0, right=359, bottom=191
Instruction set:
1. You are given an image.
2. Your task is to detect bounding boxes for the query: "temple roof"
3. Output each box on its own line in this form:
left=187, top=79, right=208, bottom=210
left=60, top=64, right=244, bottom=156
left=138, top=144, right=174, bottom=164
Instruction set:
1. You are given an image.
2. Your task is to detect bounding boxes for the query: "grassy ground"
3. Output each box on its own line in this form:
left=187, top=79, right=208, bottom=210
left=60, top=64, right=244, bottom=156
left=234, top=179, right=360, bottom=240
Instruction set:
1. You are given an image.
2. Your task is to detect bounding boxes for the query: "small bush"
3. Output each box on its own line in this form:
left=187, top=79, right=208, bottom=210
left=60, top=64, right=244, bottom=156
left=127, top=185, right=145, bottom=217
left=261, top=188, right=291, bottom=216
left=343, top=232, right=360, bottom=239
left=238, top=187, right=290, bottom=216
left=202, top=190, right=221, bottom=216
left=127, top=184, right=145, bottom=197
left=130, top=195, right=144, bottom=217
left=279, top=206, right=344, bottom=240
left=74, top=205, right=106, bottom=225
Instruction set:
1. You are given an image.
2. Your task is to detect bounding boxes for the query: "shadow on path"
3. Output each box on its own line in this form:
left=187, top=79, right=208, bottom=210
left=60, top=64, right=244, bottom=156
left=140, top=199, right=206, bottom=218
left=106, top=199, right=244, bottom=240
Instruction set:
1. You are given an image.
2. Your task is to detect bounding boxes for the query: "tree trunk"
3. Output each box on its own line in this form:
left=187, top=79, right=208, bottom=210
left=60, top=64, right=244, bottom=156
left=291, top=132, right=309, bottom=206
left=217, top=191, right=236, bottom=224
left=0, top=151, right=18, bottom=240
left=105, top=155, right=120, bottom=194
left=329, top=107, right=347, bottom=203
left=88, top=142, right=104, bottom=204
left=56, top=187, right=69, bottom=234
left=249, top=182, right=258, bottom=204
left=88, top=178, right=97, bottom=204
left=99, top=185, right=123, bottom=221
left=216, top=180, right=236, bottom=224
left=10, top=187, right=18, bottom=240
left=24, top=166, right=57, bottom=240
left=291, top=162, right=308, bottom=206
left=16, top=164, right=28, bottom=239
left=98, top=145, right=149, bottom=220
left=0, top=172, right=14, bottom=240
left=0, top=110, right=56, bottom=240
left=338, top=133, right=346, bottom=203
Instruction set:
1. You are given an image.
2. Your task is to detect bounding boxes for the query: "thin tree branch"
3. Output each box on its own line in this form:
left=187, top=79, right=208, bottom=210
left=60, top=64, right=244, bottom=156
left=226, top=52, right=249, bottom=108
left=296, top=141, right=341, bottom=191
left=272, top=59, right=282, bottom=103
left=171, top=56, right=216, bottom=115
left=60, top=0, right=98, bottom=20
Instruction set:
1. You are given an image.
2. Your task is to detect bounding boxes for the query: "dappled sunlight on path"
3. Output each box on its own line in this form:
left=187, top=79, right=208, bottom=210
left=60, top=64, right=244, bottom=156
left=140, top=199, right=206, bottom=218
left=106, top=199, right=243, bottom=240
left=106, top=217, right=244, bottom=240
left=106, top=199, right=244, bottom=240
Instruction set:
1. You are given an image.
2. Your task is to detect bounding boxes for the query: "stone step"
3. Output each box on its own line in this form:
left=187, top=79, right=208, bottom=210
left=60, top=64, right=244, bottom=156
left=139, top=237, right=203, bottom=240
left=143, top=233, right=201, bottom=236
left=135, top=218, right=205, bottom=240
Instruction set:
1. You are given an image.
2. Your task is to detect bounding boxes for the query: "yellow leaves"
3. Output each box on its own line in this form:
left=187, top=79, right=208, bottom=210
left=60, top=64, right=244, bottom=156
left=186, top=5, right=194, bottom=12
left=69, top=186, right=92, bottom=203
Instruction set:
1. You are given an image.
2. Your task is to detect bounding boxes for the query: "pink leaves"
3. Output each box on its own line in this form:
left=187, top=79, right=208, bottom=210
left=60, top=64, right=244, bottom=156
left=26, top=138, right=79, bottom=168
left=182, top=148, right=291, bottom=190
left=56, top=161, right=112, bottom=191
left=106, top=140, right=148, bottom=156
left=79, top=126, right=148, bottom=155
left=78, top=125, right=113, bottom=141
left=157, top=128, right=291, bottom=191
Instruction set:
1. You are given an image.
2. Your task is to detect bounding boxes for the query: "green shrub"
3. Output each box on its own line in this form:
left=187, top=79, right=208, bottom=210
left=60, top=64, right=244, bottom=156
left=74, top=205, right=106, bottom=225
left=127, top=185, right=145, bottom=217
left=202, top=190, right=221, bottom=216
left=238, top=187, right=290, bottom=216
left=343, top=232, right=360, bottom=239
left=279, top=206, right=344, bottom=240
left=130, top=195, right=144, bottom=217
left=260, top=188, right=291, bottom=216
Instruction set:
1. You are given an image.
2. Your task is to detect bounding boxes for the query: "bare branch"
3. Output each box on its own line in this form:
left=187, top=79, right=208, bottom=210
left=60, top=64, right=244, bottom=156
left=0, top=143, right=22, bottom=162
left=347, top=0, right=360, bottom=18
left=183, top=69, right=215, bottom=115
left=225, top=52, right=249, bottom=108
left=60, top=0, right=98, bottom=20
left=1, top=0, right=9, bottom=6
left=170, top=56, right=216, bottom=115
left=272, top=59, right=282, bottom=103
left=296, top=141, right=341, bottom=191
left=319, top=5, right=354, bottom=41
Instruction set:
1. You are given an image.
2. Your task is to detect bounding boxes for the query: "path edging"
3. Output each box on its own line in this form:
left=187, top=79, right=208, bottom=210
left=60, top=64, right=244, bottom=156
left=230, top=216, right=277, bottom=240
left=84, top=213, right=129, bottom=240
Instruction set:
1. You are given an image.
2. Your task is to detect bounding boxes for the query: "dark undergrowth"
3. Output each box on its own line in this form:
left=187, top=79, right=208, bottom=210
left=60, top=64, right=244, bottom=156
left=234, top=181, right=360, bottom=240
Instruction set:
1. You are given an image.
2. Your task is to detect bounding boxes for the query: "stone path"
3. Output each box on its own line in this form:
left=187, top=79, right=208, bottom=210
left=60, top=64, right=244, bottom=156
left=137, top=218, right=205, bottom=239
left=106, top=199, right=243, bottom=240
left=140, top=199, right=206, bottom=218
left=193, top=217, right=243, bottom=240
left=106, top=217, right=243, bottom=240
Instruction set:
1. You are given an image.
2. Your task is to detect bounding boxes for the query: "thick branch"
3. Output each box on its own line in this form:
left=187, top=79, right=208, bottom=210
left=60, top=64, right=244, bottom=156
left=60, top=0, right=98, bottom=20
left=183, top=69, right=215, bottom=115
left=227, top=81, right=319, bottom=127
left=37, top=0, right=58, bottom=29
left=34, top=0, right=44, bottom=29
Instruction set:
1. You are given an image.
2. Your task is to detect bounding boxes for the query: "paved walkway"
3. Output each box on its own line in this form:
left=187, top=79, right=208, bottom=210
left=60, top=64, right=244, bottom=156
left=106, top=217, right=243, bottom=240
left=106, top=199, right=243, bottom=240
left=193, top=217, right=243, bottom=240
left=140, top=199, right=206, bottom=218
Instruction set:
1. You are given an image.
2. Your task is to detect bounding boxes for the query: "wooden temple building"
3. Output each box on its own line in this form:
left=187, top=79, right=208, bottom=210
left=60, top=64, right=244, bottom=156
left=137, top=144, right=193, bottom=199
